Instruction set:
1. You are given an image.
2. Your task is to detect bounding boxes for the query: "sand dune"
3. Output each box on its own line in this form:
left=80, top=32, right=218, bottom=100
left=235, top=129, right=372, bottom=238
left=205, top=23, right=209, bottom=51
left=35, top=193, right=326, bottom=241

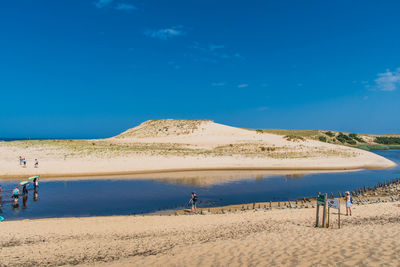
left=1, top=202, right=399, bottom=266
left=0, top=120, right=395, bottom=179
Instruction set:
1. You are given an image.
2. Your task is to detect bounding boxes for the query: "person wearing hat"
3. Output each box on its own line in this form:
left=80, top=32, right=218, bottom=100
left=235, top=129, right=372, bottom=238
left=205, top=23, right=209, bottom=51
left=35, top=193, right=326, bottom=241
left=344, top=191, right=353, bottom=216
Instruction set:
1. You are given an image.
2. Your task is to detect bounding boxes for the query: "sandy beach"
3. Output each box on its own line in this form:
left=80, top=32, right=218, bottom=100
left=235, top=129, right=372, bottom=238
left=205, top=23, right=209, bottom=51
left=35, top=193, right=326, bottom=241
left=0, top=120, right=396, bottom=180
left=1, top=200, right=399, bottom=267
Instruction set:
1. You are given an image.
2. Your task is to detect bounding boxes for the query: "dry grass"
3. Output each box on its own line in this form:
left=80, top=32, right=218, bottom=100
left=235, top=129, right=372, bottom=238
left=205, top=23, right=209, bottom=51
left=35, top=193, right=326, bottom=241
left=252, top=129, right=320, bottom=138
left=1, top=138, right=357, bottom=160
left=116, top=119, right=213, bottom=138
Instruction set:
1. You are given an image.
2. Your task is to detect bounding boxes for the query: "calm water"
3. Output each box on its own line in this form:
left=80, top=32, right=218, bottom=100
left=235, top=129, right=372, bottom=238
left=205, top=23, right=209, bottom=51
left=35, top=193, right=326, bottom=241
left=1, top=150, right=399, bottom=221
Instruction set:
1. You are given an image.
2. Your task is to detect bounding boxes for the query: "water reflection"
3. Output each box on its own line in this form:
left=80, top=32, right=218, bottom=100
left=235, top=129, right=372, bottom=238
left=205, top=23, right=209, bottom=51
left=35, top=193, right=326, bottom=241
left=145, top=170, right=339, bottom=187
left=12, top=203, right=20, bottom=215
left=22, top=195, right=28, bottom=209
left=34, top=189, right=39, bottom=202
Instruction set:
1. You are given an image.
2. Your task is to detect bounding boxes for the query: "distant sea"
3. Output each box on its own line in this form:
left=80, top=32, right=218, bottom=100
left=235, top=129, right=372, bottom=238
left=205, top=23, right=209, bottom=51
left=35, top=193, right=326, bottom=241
left=0, top=138, right=82, bottom=142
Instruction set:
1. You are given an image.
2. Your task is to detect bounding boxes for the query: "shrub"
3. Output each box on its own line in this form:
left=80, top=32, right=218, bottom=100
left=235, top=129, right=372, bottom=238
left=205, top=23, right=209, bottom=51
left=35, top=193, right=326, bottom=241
left=284, top=135, right=304, bottom=142
left=346, top=139, right=357, bottom=145
left=349, top=133, right=357, bottom=138
left=354, top=136, right=365, bottom=143
left=337, top=136, right=346, bottom=143
left=319, top=136, right=327, bottom=142
left=375, top=137, right=400, bottom=145
left=325, top=131, right=335, bottom=137
left=256, top=129, right=264, bottom=134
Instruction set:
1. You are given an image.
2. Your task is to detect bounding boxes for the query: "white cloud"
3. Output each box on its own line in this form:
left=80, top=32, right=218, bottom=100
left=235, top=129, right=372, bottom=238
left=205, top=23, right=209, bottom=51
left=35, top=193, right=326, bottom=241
left=211, top=82, right=226, bottom=87
left=115, top=3, right=136, bottom=10
left=374, top=68, right=400, bottom=91
left=145, top=26, right=185, bottom=40
left=238, top=83, right=248, bottom=88
left=95, top=0, right=113, bottom=8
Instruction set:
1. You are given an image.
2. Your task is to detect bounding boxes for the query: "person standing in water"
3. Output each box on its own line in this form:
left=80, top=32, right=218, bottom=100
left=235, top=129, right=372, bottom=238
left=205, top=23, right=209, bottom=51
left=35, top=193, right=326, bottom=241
left=33, top=177, right=39, bottom=189
left=344, top=191, right=353, bottom=216
left=189, top=192, right=198, bottom=213
left=12, top=186, right=20, bottom=204
left=22, top=184, right=28, bottom=195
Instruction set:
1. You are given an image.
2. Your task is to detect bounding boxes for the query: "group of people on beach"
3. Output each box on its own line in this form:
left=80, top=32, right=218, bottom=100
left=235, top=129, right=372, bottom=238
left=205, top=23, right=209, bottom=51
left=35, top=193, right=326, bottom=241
left=19, top=156, right=39, bottom=168
left=11, top=177, right=39, bottom=204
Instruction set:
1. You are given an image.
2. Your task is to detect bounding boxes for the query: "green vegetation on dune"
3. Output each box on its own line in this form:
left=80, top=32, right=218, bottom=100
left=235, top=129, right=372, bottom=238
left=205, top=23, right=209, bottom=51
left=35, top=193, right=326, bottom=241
left=255, top=129, right=320, bottom=138
left=253, top=127, right=399, bottom=150
left=325, top=131, right=335, bottom=137
left=375, top=137, right=400, bottom=145
left=357, top=144, right=400, bottom=151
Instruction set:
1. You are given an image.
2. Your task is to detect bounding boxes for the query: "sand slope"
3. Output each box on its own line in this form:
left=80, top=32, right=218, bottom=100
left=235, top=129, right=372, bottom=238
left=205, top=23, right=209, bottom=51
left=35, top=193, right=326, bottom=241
left=0, top=120, right=395, bottom=179
left=1, top=202, right=399, bottom=266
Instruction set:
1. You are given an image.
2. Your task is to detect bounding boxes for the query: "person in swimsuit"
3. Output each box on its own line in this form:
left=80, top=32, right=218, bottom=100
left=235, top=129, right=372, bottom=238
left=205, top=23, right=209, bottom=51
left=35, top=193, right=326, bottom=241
left=34, top=159, right=39, bottom=168
left=12, top=186, right=20, bottom=204
left=344, top=191, right=352, bottom=216
left=189, top=192, right=198, bottom=213
left=22, top=184, right=28, bottom=195
left=33, top=177, right=39, bottom=189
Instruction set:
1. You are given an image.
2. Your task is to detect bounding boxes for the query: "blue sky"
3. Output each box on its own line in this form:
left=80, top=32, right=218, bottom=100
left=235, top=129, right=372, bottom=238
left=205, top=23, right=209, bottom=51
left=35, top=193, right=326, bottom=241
left=1, top=0, right=400, bottom=138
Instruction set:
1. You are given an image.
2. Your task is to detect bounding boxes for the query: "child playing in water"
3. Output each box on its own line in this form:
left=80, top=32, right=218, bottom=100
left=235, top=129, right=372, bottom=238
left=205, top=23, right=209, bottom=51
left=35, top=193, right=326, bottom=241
left=12, top=186, right=20, bottom=204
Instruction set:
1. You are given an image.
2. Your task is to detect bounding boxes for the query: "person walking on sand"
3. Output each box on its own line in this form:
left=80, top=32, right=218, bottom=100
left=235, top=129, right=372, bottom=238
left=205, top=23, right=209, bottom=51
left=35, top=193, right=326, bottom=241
left=344, top=191, right=353, bottom=216
left=19, top=156, right=23, bottom=165
left=34, top=159, right=39, bottom=168
left=189, top=192, right=198, bottom=213
left=23, top=158, right=27, bottom=168
left=12, top=186, right=20, bottom=204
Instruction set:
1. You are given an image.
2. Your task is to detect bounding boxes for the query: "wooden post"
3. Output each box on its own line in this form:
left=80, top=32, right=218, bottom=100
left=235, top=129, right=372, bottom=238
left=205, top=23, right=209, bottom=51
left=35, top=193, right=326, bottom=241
left=338, top=199, right=341, bottom=229
left=315, top=192, right=320, bottom=227
left=322, top=193, right=327, bottom=228
left=327, top=207, right=330, bottom=228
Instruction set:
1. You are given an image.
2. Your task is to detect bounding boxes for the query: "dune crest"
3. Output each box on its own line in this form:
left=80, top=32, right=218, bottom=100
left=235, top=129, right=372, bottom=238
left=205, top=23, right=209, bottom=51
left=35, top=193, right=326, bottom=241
left=116, top=119, right=213, bottom=138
